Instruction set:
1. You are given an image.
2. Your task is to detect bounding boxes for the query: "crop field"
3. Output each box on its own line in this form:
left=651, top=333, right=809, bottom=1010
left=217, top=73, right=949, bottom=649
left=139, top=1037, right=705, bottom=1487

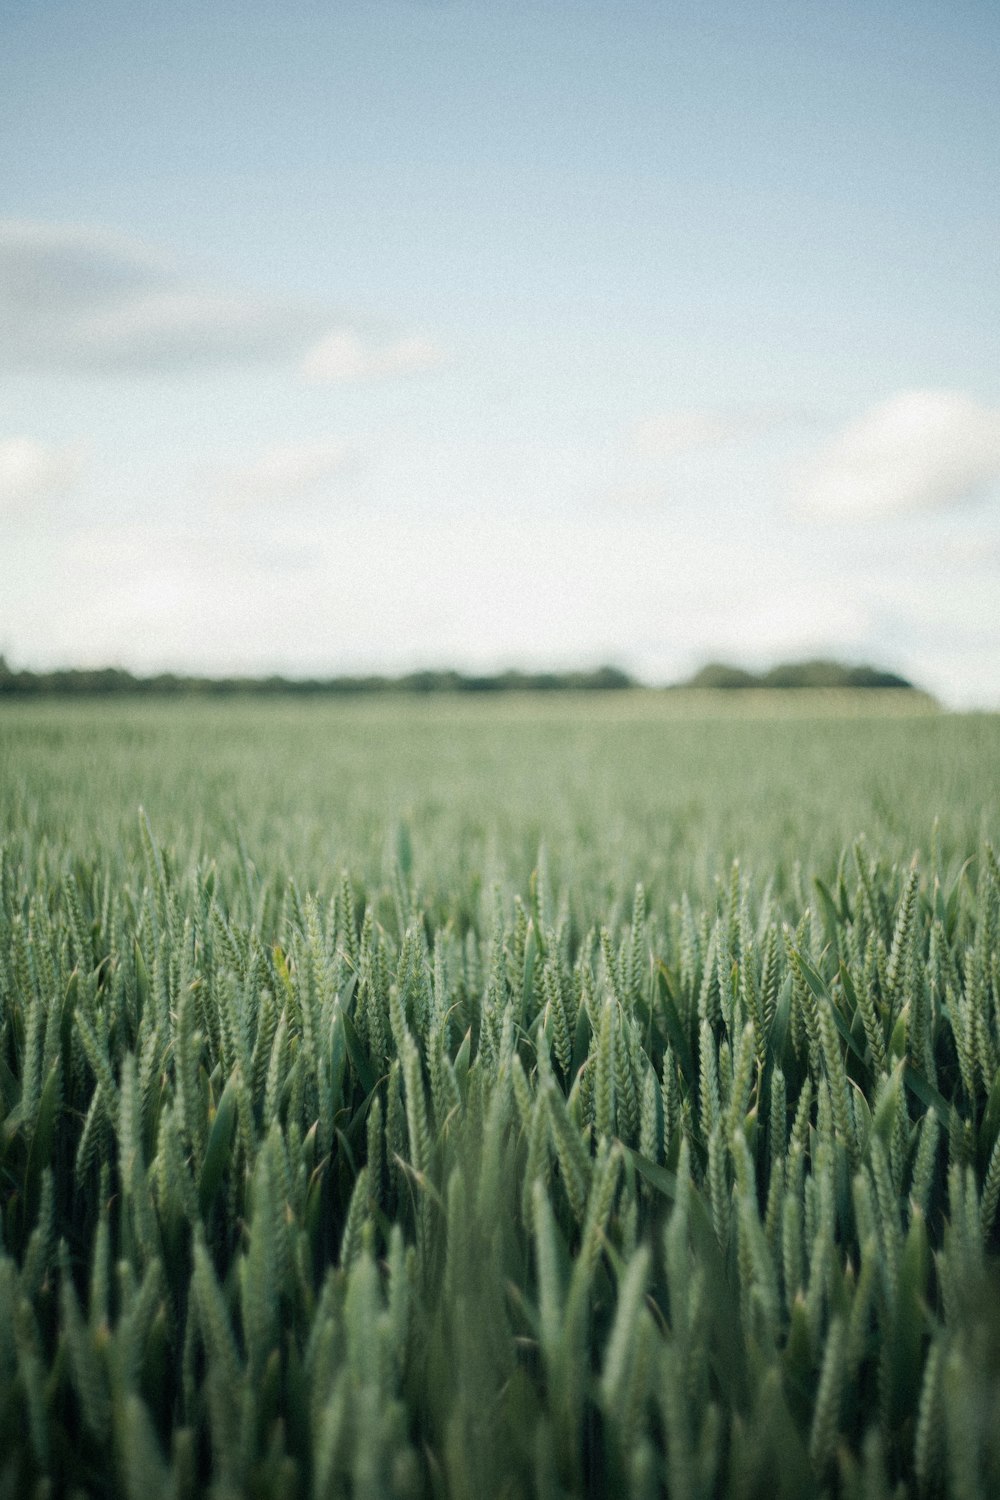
left=1, top=694, right=999, bottom=1500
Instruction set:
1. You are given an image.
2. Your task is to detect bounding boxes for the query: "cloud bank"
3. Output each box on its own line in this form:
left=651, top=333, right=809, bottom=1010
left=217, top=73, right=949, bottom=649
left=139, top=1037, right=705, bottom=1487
left=215, top=440, right=355, bottom=504
left=795, top=390, right=1000, bottom=520
left=0, top=436, right=84, bottom=509
left=0, top=220, right=441, bottom=379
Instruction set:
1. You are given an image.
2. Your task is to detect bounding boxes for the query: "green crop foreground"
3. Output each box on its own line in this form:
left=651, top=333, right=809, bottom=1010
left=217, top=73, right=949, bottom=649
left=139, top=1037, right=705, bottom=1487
left=0, top=697, right=999, bottom=1499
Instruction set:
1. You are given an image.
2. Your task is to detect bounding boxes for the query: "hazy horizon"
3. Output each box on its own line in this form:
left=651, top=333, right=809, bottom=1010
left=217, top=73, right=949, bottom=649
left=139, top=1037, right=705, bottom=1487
left=2, top=0, right=998, bottom=706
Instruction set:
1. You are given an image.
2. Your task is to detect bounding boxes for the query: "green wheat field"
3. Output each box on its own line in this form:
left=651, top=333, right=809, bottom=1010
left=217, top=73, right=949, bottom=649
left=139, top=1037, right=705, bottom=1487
left=1, top=693, right=999, bottom=1500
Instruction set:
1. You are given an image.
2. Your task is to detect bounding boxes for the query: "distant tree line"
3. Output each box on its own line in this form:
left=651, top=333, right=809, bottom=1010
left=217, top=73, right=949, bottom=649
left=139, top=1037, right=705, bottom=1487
left=680, top=659, right=914, bottom=690
left=0, top=657, right=635, bottom=698
left=0, top=656, right=918, bottom=698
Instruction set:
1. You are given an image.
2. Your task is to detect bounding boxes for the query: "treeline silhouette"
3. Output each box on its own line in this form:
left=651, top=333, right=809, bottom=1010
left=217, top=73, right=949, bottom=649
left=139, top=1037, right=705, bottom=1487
left=680, top=660, right=914, bottom=690
left=0, top=658, right=635, bottom=697
left=0, top=656, right=919, bottom=698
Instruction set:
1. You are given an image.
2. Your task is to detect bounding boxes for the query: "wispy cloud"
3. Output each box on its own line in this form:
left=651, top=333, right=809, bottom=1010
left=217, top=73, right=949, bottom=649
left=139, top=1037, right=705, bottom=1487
left=630, top=404, right=802, bottom=459
left=0, top=436, right=85, bottom=509
left=596, top=404, right=809, bottom=511
left=632, top=408, right=743, bottom=458
left=213, top=439, right=356, bottom=504
left=0, top=220, right=441, bottom=380
left=793, top=390, right=1000, bottom=520
left=301, top=330, right=447, bottom=382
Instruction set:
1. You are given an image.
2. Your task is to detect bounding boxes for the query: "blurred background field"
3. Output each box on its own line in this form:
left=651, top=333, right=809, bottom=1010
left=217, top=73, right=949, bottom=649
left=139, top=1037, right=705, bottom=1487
left=2, top=695, right=995, bottom=920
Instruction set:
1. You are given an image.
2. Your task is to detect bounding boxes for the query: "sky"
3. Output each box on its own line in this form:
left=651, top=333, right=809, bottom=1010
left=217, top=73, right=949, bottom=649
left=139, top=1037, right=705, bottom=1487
left=1, top=0, right=998, bottom=704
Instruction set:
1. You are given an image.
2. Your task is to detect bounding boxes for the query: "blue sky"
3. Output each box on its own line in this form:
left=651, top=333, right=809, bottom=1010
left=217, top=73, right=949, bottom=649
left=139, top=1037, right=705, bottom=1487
left=1, top=0, right=998, bottom=701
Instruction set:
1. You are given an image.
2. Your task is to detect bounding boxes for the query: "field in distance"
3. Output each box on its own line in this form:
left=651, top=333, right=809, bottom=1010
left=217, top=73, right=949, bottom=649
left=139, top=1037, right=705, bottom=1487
left=0, top=689, right=973, bottom=902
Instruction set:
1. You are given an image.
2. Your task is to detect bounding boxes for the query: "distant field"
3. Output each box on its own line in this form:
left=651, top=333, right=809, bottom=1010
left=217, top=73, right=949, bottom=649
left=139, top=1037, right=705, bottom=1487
left=0, top=690, right=985, bottom=899
left=1, top=696, right=998, bottom=1497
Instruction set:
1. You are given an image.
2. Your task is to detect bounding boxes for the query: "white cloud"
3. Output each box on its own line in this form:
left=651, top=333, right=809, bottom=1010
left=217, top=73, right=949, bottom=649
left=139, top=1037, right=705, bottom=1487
left=0, top=220, right=441, bottom=379
left=0, top=437, right=85, bottom=509
left=301, top=330, right=446, bottom=382
left=794, top=389, right=1000, bottom=520
left=215, top=440, right=355, bottom=504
